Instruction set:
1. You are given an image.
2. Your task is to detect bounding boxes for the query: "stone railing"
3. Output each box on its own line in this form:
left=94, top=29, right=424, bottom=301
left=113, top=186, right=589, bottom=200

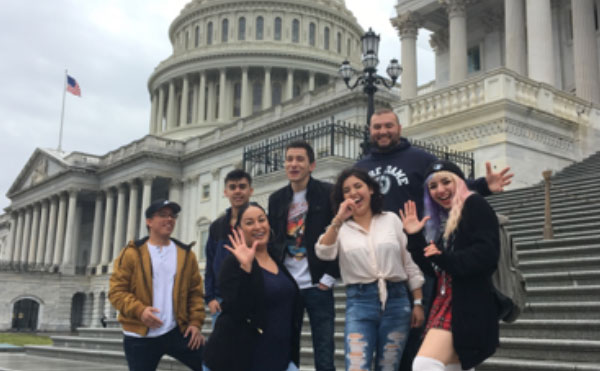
left=99, top=136, right=184, bottom=167
left=398, top=67, right=599, bottom=128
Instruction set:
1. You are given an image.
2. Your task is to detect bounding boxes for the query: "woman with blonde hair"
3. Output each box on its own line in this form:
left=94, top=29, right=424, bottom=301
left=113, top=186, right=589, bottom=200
left=399, top=160, right=500, bottom=371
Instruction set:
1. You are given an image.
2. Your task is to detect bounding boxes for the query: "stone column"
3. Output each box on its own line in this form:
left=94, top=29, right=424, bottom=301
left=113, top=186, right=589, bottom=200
left=61, top=189, right=78, bottom=273
left=191, top=79, right=199, bottom=124
left=20, top=207, right=32, bottom=265
left=13, top=210, right=24, bottom=264
left=5, top=212, right=18, bottom=266
left=53, top=193, right=68, bottom=267
left=88, top=193, right=104, bottom=269
left=166, top=81, right=176, bottom=129
left=168, top=179, right=183, bottom=237
left=156, top=87, right=165, bottom=133
left=198, top=72, right=206, bottom=124
left=526, top=0, right=554, bottom=85
left=572, top=0, right=600, bottom=104
left=286, top=69, right=294, bottom=100
left=44, top=197, right=58, bottom=268
left=180, top=76, right=190, bottom=126
left=149, top=92, right=158, bottom=134
left=100, top=189, right=115, bottom=268
left=35, top=200, right=49, bottom=267
left=241, top=67, right=250, bottom=117
left=112, top=185, right=127, bottom=260
left=262, top=67, right=272, bottom=110
left=504, top=0, right=527, bottom=75
left=139, top=176, right=153, bottom=237
left=126, top=180, right=139, bottom=242
left=218, top=69, right=227, bottom=122
left=27, top=203, right=40, bottom=267
left=393, top=11, right=421, bottom=99
left=442, top=0, right=468, bottom=84
left=308, top=71, right=315, bottom=92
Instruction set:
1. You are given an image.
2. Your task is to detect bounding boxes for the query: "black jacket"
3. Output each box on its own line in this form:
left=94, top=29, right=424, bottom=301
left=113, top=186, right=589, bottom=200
left=203, top=253, right=302, bottom=371
left=267, top=177, right=340, bottom=282
left=407, top=194, right=500, bottom=369
left=204, top=209, right=233, bottom=302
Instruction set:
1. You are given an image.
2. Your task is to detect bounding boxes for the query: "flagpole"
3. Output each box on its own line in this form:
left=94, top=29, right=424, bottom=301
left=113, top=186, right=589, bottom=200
left=58, top=69, right=67, bottom=152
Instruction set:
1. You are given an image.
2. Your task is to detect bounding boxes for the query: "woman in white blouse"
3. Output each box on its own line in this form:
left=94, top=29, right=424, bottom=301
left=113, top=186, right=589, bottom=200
left=316, top=167, right=424, bottom=371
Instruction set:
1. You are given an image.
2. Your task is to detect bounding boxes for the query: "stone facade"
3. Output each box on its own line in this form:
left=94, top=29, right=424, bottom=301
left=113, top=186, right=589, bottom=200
left=1, top=0, right=600, bottom=331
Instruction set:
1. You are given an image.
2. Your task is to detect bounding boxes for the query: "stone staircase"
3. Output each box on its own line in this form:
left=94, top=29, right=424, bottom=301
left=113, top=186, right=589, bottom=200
left=23, top=151, right=600, bottom=370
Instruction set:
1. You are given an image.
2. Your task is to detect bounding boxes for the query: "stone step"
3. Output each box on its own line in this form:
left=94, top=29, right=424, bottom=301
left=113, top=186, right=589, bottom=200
left=493, top=198, right=600, bottom=218
left=509, top=221, right=600, bottom=238
left=506, top=210, right=600, bottom=226
left=51, top=335, right=122, bottom=352
left=523, top=269, right=600, bottom=287
left=479, top=357, right=600, bottom=371
left=518, top=256, right=600, bottom=274
left=524, top=285, right=600, bottom=302
left=76, top=327, right=122, bottom=339
left=520, top=301, right=600, bottom=320
left=518, top=245, right=600, bottom=261
left=299, top=347, right=344, bottom=367
left=499, top=319, right=600, bottom=340
left=512, top=229, right=600, bottom=244
left=515, top=235, right=600, bottom=251
left=494, top=337, right=600, bottom=363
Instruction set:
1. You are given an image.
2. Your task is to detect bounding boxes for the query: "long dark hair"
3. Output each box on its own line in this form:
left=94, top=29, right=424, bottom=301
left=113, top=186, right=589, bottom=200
left=235, top=202, right=267, bottom=228
left=331, top=167, right=384, bottom=215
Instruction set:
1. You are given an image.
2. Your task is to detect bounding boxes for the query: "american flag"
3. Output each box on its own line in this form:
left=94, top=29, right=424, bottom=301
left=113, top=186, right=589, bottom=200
left=66, top=75, right=81, bottom=97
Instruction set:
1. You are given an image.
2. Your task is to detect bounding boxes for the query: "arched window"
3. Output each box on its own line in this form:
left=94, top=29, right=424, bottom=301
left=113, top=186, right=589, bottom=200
left=207, top=22, right=213, bottom=45
left=274, top=17, right=282, bottom=41
left=337, top=32, right=342, bottom=53
left=324, top=27, right=330, bottom=50
left=256, top=16, right=264, bottom=40
left=233, top=82, right=241, bottom=117
left=309, top=22, right=316, bottom=46
left=252, top=82, right=263, bottom=113
left=238, top=17, right=246, bottom=40
left=195, top=26, right=200, bottom=47
left=272, top=82, right=282, bottom=106
left=222, top=19, right=229, bottom=42
left=292, top=19, right=300, bottom=43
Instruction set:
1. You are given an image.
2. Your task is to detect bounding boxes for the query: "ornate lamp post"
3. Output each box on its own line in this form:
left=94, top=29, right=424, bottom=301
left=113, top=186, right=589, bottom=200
left=339, top=28, right=402, bottom=155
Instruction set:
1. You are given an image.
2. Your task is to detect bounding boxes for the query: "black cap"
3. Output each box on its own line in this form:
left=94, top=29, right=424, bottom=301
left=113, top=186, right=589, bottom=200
left=425, top=160, right=465, bottom=181
left=145, top=199, right=181, bottom=219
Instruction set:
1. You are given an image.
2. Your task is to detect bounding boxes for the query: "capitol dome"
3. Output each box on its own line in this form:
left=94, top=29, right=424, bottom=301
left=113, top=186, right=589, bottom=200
left=147, top=0, right=364, bottom=140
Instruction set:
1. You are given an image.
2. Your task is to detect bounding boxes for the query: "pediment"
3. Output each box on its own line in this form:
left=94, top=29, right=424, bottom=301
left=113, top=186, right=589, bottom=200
left=7, top=148, right=70, bottom=195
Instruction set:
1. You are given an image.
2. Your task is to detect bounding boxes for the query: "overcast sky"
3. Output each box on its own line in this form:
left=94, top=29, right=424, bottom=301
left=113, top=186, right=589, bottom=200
left=0, top=0, right=434, bottom=211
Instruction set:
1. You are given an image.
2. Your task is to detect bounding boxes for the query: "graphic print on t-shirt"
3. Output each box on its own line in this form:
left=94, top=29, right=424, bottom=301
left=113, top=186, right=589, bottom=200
left=368, top=165, right=409, bottom=194
left=286, top=194, right=308, bottom=260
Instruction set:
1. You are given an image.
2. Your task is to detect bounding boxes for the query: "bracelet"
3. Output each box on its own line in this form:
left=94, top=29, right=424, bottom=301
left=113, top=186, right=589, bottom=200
left=330, top=218, right=343, bottom=232
left=413, top=298, right=423, bottom=306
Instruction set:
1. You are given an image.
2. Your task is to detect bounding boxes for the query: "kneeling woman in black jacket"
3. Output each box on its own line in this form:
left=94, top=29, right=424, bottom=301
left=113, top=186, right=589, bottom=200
left=203, top=202, right=302, bottom=371
left=400, top=160, right=500, bottom=371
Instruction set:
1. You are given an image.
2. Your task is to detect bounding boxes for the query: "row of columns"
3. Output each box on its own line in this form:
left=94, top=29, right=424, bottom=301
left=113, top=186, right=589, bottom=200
left=3, top=176, right=157, bottom=274
left=394, top=0, right=600, bottom=105
left=149, top=67, right=320, bottom=134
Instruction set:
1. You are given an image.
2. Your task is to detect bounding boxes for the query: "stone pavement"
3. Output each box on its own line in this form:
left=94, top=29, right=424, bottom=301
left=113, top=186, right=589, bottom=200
left=0, top=353, right=129, bottom=371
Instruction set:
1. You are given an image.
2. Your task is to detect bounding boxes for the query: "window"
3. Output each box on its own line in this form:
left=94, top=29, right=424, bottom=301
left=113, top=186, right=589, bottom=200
left=272, top=82, right=282, bottom=106
left=207, top=22, right=213, bottom=45
left=195, top=26, right=200, bottom=47
left=252, top=82, right=263, bottom=113
left=202, top=184, right=211, bottom=199
left=185, top=31, right=189, bottom=49
left=467, top=45, right=481, bottom=73
left=309, top=22, right=316, bottom=46
left=324, top=27, right=330, bottom=50
left=238, top=17, right=246, bottom=40
left=256, top=16, right=264, bottom=40
left=233, top=82, right=241, bottom=117
left=293, top=84, right=301, bottom=98
left=274, top=17, right=282, bottom=40
left=222, top=19, right=229, bottom=42
left=187, top=89, right=194, bottom=124
left=215, top=83, right=220, bottom=118
left=347, top=38, right=351, bottom=57
left=204, top=85, right=209, bottom=120
left=337, top=32, right=342, bottom=53
left=292, top=19, right=300, bottom=43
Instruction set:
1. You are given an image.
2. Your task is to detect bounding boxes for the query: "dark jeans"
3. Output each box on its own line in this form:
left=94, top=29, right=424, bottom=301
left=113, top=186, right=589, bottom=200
left=398, top=273, right=436, bottom=371
left=301, top=286, right=336, bottom=371
left=123, top=327, right=203, bottom=371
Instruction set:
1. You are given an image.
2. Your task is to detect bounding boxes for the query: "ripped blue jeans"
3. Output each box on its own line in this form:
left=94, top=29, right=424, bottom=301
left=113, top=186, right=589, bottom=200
left=344, top=281, right=411, bottom=371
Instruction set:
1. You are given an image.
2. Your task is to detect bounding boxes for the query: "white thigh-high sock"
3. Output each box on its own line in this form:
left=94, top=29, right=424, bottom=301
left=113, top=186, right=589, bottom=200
left=446, top=363, right=474, bottom=371
left=413, top=356, right=445, bottom=371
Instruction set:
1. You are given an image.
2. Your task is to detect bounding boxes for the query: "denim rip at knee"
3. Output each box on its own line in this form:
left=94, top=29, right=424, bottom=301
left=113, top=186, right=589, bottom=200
left=345, top=281, right=412, bottom=371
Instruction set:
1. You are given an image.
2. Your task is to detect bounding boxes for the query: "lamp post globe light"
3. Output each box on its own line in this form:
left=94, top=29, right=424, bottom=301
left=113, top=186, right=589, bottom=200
left=339, top=28, right=402, bottom=156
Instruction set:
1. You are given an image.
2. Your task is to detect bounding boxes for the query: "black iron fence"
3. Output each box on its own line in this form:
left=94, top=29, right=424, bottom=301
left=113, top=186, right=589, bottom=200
left=243, top=116, right=474, bottom=178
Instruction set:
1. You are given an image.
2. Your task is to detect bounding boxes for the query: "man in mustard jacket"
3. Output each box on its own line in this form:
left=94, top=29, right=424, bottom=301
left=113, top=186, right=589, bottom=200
left=109, top=199, right=205, bottom=371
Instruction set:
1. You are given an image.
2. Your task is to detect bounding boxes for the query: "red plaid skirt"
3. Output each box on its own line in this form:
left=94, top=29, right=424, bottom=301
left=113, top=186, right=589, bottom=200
left=426, top=271, right=452, bottom=332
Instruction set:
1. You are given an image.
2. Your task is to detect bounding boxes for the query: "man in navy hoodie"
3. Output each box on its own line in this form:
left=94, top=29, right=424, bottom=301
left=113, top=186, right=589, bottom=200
left=204, top=169, right=253, bottom=325
left=355, top=108, right=513, bottom=371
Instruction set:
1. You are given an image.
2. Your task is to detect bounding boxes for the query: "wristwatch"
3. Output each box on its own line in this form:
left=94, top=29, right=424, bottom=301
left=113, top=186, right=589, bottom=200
left=413, top=299, right=423, bottom=306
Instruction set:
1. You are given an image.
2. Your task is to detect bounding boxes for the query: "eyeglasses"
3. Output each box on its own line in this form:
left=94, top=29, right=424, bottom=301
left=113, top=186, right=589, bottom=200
left=155, top=212, right=178, bottom=219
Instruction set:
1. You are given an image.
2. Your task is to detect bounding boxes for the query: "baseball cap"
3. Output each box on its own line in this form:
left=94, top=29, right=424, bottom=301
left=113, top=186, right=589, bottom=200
left=145, top=199, right=181, bottom=219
